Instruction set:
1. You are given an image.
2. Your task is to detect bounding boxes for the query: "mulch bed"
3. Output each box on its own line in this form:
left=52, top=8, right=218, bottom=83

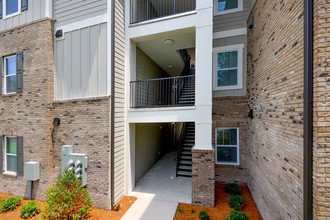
left=174, top=183, right=262, bottom=220
left=0, top=193, right=136, bottom=220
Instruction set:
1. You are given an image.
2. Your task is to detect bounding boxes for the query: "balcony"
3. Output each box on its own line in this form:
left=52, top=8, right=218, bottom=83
left=130, top=0, right=196, bottom=24
left=130, top=75, right=195, bottom=108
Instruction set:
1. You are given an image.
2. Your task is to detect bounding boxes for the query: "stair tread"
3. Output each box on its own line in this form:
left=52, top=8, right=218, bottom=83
left=178, top=165, right=192, bottom=170
left=181, top=155, right=192, bottom=160
left=180, top=160, right=192, bottom=165
left=177, top=171, right=192, bottom=177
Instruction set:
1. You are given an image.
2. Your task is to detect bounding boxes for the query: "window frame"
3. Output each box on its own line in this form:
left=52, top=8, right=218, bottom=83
left=215, top=128, right=240, bottom=165
left=3, top=55, right=17, bottom=94
left=4, top=136, right=17, bottom=175
left=2, top=0, right=21, bottom=19
left=214, top=0, right=243, bottom=16
left=213, top=44, right=244, bottom=90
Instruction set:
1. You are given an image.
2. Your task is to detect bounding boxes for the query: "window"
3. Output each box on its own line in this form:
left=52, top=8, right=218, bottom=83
left=3, top=0, right=21, bottom=18
left=215, top=128, right=239, bottom=165
left=4, top=136, right=17, bottom=174
left=214, top=0, right=243, bottom=15
left=213, top=44, right=244, bottom=90
left=4, top=55, right=17, bottom=94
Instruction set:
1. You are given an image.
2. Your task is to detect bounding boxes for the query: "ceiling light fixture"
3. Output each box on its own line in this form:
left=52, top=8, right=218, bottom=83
left=164, top=39, right=174, bottom=46
left=168, top=65, right=174, bottom=68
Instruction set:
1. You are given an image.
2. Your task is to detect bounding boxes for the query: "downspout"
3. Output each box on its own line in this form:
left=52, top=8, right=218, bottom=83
left=303, top=0, right=313, bottom=219
left=110, top=0, right=115, bottom=209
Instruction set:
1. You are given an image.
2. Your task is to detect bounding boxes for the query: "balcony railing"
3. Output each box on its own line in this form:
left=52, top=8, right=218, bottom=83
left=130, top=0, right=196, bottom=24
left=130, top=75, right=195, bottom=108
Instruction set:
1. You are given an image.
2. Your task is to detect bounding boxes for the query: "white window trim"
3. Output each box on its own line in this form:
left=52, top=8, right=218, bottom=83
left=3, top=55, right=17, bottom=94
left=213, top=44, right=244, bottom=91
left=215, top=128, right=240, bottom=165
left=4, top=136, right=17, bottom=175
left=214, top=0, right=243, bottom=16
left=2, top=0, right=21, bottom=19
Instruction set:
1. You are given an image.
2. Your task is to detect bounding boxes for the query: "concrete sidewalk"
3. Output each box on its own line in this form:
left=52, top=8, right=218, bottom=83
left=121, top=197, right=178, bottom=220
left=122, top=152, right=191, bottom=219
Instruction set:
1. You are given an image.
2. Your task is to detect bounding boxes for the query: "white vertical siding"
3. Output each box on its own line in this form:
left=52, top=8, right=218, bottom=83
left=55, top=23, right=107, bottom=100
left=0, top=0, right=46, bottom=31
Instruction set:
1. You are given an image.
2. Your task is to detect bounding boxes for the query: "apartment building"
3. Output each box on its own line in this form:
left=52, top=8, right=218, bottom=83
left=1, top=0, right=328, bottom=219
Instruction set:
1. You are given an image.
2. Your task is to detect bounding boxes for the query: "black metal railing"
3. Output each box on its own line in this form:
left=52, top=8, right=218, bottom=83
left=130, top=75, right=195, bottom=108
left=130, top=0, right=196, bottom=24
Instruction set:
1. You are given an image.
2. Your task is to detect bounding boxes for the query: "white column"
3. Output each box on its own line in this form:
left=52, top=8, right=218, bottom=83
left=194, top=0, right=213, bottom=150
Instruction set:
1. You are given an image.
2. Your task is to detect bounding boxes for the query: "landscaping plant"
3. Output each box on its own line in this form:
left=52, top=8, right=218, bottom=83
left=225, top=210, right=249, bottom=220
left=198, top=210, right=210, bottom=220
left=224, top=183, right=241, bottom=195
left=20, top=201, right=41, bottom=218
left=0, top=196, right=22, bottom=212
left=227, top=195, right=247, bottom=211
left=42, top=169, right=92, bottom=220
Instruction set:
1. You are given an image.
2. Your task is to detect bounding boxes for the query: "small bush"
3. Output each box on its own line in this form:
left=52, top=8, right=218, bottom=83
left=177, top=208, right=184, bottom=214
left=225, top=210, right=249, bottom=220
left=198, top=210, right=210, bottom=220
left=224, top=183, right=241, bottom=195
left=20, top=201, right=41, bottom=218
left=0, top=197, right=22, bottom=212
left=42, top=169, right=92, bottom=220
left=227, top=195, right=247, bottom=211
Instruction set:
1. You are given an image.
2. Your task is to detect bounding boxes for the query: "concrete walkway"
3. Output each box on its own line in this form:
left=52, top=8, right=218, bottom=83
left=122, top=152, right=191, bottom=220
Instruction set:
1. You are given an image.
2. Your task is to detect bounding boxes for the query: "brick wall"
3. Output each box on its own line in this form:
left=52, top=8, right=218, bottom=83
left=212, top=97, right=248, bottom=183
left=313, top=1, right=330, bottom=218
left=0, top=19, right=55, bottom=200
left=52, top=96, right=111, bottom=209
left=247, top=1, right=304, bottom=219
left=192, top=148, right=215, bottom=207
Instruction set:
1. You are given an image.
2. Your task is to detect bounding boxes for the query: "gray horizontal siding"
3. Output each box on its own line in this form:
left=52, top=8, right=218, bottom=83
left=55, top=23, right=107, bottom=100
left=213, top=35, right=247, bottom=97
left=54, top=0, right=107, bottom=26
left=213, top=0, right=251, bottom=32
left=0, top=0, right=46, bottom=31
left=113, top=0, right=126, bottom=205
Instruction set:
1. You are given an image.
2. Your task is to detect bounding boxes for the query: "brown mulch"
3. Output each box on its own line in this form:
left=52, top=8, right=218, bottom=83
left=0, top=193, right=136, bottom=220
left=174, top=183, right=262, bottom=220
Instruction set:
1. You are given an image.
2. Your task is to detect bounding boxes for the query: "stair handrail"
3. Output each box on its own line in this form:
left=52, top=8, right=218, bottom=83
left=176, top=122, right=187, bottom=177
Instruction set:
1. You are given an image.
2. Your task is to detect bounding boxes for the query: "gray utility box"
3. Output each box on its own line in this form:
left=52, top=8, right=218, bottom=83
left=61, top=145, right=88, bottom=186
left=24, top=161, right=40, bottom=181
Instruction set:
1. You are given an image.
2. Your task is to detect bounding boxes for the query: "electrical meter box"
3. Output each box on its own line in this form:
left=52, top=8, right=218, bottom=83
left=61, top=145, right=88, bottom=186
left=24, top=161, right=40, bottom=181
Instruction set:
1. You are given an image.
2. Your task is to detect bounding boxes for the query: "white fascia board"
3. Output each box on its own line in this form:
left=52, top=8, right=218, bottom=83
left=127, top=13, right=197, bottom=40
left=56, top=14, right=108, bottom=33
left=213, top=28, right=247, bottom=39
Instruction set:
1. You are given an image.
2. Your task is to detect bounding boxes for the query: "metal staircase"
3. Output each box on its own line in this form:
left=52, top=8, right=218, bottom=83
left=176, top=122, right=195, bottom=177
left=178, top=70, right=195, bottom=106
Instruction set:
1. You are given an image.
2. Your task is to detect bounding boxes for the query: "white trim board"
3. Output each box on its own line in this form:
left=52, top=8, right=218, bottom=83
left=56, top=14, right=108, bottom=34
left=213, top=28, right=247, bottom=39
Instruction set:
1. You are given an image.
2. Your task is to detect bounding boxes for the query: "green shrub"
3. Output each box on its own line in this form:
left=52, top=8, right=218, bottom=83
left=198, top=210, right=210, bottom=220
left=42, top=169, right=92, bottom=220
left=224, top=183, right=241, bottom=195
left=225, top=210, right=249, bottom=220
left=20, top=201, right=41, bottom=218
left=227, top=195, right=247, bottom=211
left=0, top=197, right=22, bottom=212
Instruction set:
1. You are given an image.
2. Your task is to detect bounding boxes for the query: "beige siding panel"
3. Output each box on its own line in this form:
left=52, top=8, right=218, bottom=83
left=135, top=123, right=165, bottom=183
left=213, top=0, right=251, bottom=32
left=0, top=0, right=46, bottom=31
left=54, top=0, right=107, bottom=26
left=55, top=23, right=107, bottom=100
left=113, top=0, right=126, bottom=204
